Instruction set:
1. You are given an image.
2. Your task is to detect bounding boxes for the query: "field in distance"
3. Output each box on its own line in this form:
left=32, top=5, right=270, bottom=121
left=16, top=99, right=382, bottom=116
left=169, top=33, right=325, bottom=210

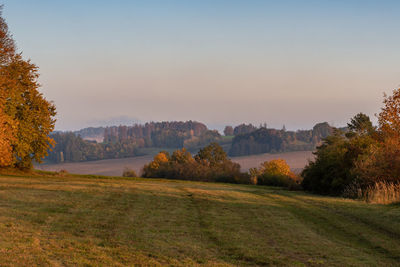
left=36, top=150, right=314, bottom=176
left=0, top=173, right=399, bottom=266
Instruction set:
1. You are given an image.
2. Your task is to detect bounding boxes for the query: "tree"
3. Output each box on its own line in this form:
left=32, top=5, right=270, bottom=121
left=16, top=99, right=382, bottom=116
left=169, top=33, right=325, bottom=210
left=302, top=124, right=377, bottom=195
left=0, top=9, right=56, bottom=169
left=2, top=55, right=56, bottom=168
left=171, top=148, right=193, bottom=164
left=347, top=113, right=375, bottom=136
left=0, top=6, right=16, bottom=167
left=195, top=142, right=227, bottom=166
left=223, top=126, right=234, bottom=136
left=0, top=6, right=15, bottom=66
left=378, top=88, right=400, bottom=140
left=0, top=90, right=15, bottom=167
left=260, top=159, right=291, bottom=177
left=254, top=159, right=300, bottom=188
left=351, top=88, right=400, bottom=183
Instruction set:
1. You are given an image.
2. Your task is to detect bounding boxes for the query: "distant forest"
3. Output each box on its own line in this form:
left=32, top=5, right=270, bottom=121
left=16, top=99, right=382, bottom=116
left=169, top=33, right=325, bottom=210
left=229, top=122, right=334, bottom=156
left=45, top=121, right=336, bottom=163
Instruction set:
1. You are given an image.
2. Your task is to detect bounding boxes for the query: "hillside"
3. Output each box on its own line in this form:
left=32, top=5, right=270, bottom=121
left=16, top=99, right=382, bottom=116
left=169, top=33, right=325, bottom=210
left=0, top=173, right=399, bottom=266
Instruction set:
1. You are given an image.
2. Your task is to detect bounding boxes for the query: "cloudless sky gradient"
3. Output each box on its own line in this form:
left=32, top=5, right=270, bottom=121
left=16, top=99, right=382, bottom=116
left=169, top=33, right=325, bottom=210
left=3, top=0, right=400, bottom=131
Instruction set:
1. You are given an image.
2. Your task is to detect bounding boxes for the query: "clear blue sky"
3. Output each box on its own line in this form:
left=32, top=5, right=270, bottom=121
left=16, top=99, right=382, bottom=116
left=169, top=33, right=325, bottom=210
left=3, top=0, right=400, bottom=131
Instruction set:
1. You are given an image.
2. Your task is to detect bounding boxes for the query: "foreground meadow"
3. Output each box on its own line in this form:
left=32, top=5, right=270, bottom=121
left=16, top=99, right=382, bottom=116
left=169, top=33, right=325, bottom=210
left=0, top=173, right=399, bottom=266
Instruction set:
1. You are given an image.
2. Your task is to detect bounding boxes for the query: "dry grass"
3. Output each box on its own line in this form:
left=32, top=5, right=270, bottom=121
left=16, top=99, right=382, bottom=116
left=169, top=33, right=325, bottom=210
left=345, top=181, right=400, bottom=204
left=0, top=172, right=399, bottom=266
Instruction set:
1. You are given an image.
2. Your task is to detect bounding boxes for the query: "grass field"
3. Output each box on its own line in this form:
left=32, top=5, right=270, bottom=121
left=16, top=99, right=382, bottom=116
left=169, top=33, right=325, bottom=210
left=36, top=150, right=314, bottom=176
left=0, top=173, right=399, bottom=266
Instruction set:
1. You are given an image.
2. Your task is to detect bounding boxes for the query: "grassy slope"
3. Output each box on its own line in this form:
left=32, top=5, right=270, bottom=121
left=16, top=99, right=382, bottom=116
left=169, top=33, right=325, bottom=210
left=0, top=173, right=399, bottom=266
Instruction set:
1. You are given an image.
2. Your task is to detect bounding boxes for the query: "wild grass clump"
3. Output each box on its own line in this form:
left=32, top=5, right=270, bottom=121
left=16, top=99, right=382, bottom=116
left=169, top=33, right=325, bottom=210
left=343, top=181, right=400, bottom=204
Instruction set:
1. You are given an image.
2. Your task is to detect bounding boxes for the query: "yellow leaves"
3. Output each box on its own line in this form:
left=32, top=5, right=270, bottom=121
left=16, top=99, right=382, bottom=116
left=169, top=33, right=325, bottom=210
left=260, top=159, right=292, bottom=177
left=378, top=88, right=400, bottom=140
left=0, top=12, right=56, bottom=169
left=0, top=102, right=15, bottom=167
left=148, top=152, right=170, bottom=170
left=0, top=55, right=56, bottom=168
left=154, top=152, right=169, bottom=164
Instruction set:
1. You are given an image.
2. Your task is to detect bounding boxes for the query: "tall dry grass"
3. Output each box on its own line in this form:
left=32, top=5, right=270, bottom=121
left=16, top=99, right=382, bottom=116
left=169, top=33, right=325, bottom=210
left=344, top=181, right=400, bottom=204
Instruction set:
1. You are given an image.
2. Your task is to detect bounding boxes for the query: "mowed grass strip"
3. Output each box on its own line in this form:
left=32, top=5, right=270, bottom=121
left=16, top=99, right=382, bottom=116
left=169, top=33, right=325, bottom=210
left=0, top=175, right=399, bottom=266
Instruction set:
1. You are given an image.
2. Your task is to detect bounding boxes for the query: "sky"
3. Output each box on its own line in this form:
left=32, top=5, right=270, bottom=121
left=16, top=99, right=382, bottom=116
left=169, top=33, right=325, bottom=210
left=3, top=0, right=400, bottom=131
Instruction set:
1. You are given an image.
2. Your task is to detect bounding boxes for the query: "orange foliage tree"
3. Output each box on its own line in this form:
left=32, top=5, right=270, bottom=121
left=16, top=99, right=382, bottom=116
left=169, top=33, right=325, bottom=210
left=354, top=88, right=400, bottom=182
left=260, top=159, right=292, bottom=177
left=0, top=7, right=16, bottom=167
left=0, top=7, right=56, bottom=169
left=0, top=90, right=15, bottom=167
left=378, top=88, right=400, bottom=140
left=255, top=159, right=301, bottom=188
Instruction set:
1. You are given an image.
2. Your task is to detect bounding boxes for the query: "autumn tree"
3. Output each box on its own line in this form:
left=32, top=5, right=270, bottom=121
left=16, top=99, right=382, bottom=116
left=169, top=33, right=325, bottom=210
left=0, top=6, right=15, bottom=65
left=0, top=6, right=16, bottom=167
left=378, top=88, right=400, bottom=140
left=260, top=159, right=292, bottom=177
left=352, top=88, right=400, bottom=183
left=142, top=151, right=170, bottom=177
left=0, top=8, right=56, bottom=169
left=223, top=126, right=234, bottom=136
left=256, top=159, right=300, bottom=188
left=0, top=88, right=15, bottom=167
left=195, top=142, right=227, bottom=167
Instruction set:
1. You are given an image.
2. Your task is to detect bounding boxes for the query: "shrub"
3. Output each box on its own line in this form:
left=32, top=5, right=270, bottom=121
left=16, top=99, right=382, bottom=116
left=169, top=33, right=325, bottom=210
left=253, top=159, right=301, bottom=189
left=122, top=168, right=138, bottom=177
left=142, top=144, right=250, bottom=184
left=260, top=159, right=292, bottom=177
left=257, top=173, right=296, bottom=187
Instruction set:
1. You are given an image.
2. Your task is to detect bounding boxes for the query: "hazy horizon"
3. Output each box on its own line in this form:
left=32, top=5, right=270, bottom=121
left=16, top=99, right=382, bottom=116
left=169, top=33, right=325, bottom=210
left=65, top=115, right=341, bottom=134
left=3, top=1, right=400, bottom=131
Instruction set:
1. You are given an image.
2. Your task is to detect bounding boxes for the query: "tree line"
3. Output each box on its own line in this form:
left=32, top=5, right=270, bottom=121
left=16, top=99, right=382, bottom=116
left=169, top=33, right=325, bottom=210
left=103, top=121, right=209, bottom=147
left=46, top=121, right=223, bottom=163
left=46, top=121, right=336, bottom=163
left=46, top=132, right=139, bottom=163
left=229, top=122, right=334, bottom=156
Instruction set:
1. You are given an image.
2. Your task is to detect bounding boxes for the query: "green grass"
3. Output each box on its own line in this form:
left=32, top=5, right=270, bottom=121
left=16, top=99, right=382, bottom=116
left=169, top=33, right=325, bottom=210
left=0, top=173, right=399, bottom=266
